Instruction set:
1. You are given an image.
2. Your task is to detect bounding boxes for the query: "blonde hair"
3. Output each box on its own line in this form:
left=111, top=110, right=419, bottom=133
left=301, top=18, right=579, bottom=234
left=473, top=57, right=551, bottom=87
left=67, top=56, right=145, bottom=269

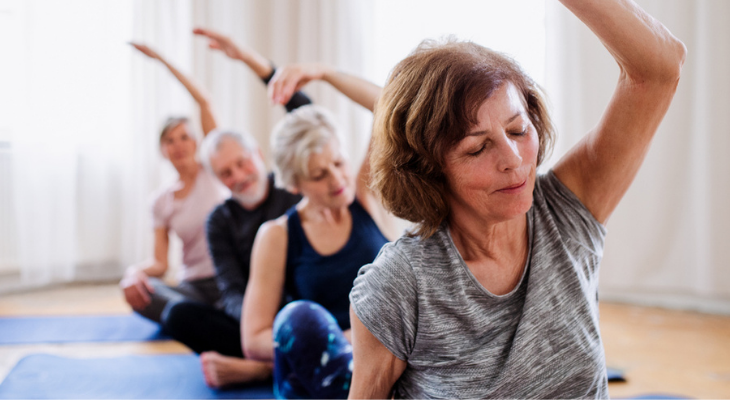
left=271, top=105, right=342, bottom=189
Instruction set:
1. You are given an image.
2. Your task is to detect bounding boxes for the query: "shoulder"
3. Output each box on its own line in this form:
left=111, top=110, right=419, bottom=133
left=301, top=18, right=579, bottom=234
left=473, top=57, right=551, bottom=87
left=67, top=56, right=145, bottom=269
left=532, top=171, right=607, bottom=249
left=150, top=182, right=174, bottom=208
left=352, top=233, right=435, bottom=291
left=206, top=199, right=245, bottom=237
left=150, top=183, right=178, bottom=223
left=269, top=186, right=301, bottom=207
left=350, top=235, right=423, bottom=360
left=256, top=215, right=289, bottom=245
left=251, top=217, right=289, bottom=273
left=199, top=168, right=230, bottom=198
left=207, top=199, right=236, bottom=224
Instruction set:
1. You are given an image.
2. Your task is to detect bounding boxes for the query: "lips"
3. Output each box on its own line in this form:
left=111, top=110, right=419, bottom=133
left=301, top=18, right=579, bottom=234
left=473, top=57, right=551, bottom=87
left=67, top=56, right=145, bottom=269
left=331, top=187, right=345, bottom=196
left=497, top=179, right=527, bottom=193
left=234, top=177, right=255, bottom=193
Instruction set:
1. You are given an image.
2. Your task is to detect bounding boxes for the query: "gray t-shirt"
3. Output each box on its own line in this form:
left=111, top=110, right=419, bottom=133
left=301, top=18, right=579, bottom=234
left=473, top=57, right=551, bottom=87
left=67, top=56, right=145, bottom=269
left=350, top=171, right=608, bottom=399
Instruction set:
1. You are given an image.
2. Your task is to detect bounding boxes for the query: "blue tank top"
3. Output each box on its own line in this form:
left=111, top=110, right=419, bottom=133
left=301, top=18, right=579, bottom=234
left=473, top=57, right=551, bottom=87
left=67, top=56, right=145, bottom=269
left=285, top=199, right=388, bottom=330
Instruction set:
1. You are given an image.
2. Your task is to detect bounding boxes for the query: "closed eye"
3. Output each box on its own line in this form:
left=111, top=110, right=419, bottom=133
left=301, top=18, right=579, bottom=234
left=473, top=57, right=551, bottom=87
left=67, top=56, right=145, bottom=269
left=510, top=127, right=528, bottom=137
left=468, top=145, right=485, bottom=157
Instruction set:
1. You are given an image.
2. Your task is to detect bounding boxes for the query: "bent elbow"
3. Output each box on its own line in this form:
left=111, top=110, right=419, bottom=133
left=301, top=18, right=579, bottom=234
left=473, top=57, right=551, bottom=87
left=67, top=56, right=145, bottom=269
left=674, top=39, right=688, bottom=78
left=660, top=37, right=687, bottom=84
left=241, top=336, right=268, bottom=362
left=242, top=346, right=257, bottom=361
left=628, top=36, right=687, bottom=85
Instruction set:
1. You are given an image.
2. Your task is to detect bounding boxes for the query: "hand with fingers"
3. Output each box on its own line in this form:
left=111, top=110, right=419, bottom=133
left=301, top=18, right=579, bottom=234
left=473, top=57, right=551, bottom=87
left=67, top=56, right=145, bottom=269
left=129, top=42, right=161, bottom=60
left=193, top=28, right=245, bottom=60
left=120, top=269, right=155, bottom=311
left=268, top=63, right=333, bottom=106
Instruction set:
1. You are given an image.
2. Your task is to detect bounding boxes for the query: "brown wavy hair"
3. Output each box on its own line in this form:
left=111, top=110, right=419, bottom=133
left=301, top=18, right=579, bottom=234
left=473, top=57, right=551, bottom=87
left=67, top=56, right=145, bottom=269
left=370, top=39, right=555, bottom=238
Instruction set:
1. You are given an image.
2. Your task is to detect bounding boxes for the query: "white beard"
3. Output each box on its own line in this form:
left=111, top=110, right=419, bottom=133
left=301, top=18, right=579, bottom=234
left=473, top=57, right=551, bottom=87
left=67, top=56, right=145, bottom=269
left=231, top=174, right=268, bottom=208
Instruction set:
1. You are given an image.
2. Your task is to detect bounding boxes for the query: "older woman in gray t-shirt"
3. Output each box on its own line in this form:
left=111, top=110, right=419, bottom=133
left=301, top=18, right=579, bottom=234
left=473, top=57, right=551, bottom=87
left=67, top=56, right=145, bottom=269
left=348, top=0, right=686, bottom=398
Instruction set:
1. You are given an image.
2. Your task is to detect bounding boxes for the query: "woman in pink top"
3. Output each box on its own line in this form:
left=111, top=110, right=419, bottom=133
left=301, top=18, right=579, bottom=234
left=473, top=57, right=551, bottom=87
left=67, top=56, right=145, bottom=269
left=121, top=32, right=278, bottom=323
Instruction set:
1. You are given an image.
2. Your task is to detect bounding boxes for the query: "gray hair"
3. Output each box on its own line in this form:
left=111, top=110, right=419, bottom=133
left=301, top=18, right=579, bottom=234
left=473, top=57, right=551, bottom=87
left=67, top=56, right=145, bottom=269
left=199, top=129, right=259, bottom=174
left=159, top=116, right=189, bottom=143
left=271, top=105, right=343, bottom=189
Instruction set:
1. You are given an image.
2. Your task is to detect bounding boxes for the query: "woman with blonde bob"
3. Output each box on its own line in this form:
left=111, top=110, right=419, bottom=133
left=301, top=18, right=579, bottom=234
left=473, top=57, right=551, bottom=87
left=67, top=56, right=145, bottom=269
left=240, top=65, right=400, bottom=398
left=348, top=0, right=686, bottom=398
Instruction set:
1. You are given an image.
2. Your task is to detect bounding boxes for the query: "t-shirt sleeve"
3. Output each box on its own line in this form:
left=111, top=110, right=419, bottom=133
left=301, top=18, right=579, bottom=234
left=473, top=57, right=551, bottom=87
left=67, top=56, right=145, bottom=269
left=349, top=242, right=418, bottom=361
left=538, top=171, right=607, bottom=252
left=151, top=189, right=172, bottom=229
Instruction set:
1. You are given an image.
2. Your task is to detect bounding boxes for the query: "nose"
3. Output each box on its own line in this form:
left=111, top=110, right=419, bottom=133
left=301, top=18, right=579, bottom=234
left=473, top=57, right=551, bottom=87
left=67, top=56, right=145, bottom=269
left=230, top=164, right=250, bottom=184
left=496, top=135, right=522, bottom=172
left=328, top=166, right=347, bottom=189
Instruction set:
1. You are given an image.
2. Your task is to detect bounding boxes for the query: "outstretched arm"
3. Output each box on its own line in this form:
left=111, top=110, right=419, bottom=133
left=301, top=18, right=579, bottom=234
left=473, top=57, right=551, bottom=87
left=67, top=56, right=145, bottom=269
left=130, top=43, right=218, bottom=136
left=268, top=64, right=381, bottom=112
left=193, top=28, right=312, bottom=112
left=552, top=0, right=686, bottom=224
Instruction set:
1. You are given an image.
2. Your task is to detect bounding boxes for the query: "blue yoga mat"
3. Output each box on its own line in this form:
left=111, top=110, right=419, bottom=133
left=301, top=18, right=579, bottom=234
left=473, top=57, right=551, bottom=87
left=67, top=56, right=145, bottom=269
left=0, top=354, right=274, bottom=399
left=607, top=367, right=626, bottom=382
left=0, top=314, right=171, bottom=344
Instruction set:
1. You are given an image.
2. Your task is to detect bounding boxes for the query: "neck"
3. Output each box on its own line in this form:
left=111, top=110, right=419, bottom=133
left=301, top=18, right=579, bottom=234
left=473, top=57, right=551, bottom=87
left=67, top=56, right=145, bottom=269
left=175, top=161, right=199, bottom=183
left=298, top=198, right=350, bottom=225
left=448, top=211, right=527, bottom=265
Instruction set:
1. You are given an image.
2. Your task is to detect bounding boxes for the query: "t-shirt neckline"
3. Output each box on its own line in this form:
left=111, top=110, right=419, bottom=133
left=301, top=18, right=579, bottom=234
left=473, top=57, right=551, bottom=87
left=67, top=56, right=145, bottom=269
left=444, top=209, right=534, bottom=300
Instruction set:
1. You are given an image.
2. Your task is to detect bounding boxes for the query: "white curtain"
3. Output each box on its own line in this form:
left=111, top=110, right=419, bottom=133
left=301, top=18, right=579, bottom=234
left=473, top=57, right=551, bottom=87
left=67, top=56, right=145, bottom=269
left=545, top=0, right=730, bottom=313
left=4, top=0, right=137, bottom=289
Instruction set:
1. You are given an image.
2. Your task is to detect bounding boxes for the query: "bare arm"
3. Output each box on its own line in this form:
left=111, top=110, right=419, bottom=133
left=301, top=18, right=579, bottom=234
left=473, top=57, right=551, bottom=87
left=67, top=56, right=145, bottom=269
left=268, top=64, right=381, bottom=112
left=241, top=219, right=288, bottom=361
left=193, top=28, right=313, bottom=112
left=552, top=0, right=686, bottom=224
left=192, top=28, right=273, bottom=79
left=120, top=227, right=169, bottom=309
left=130, top=43, right=218, bottom=136
left=348, top=307, right=407, bottom=399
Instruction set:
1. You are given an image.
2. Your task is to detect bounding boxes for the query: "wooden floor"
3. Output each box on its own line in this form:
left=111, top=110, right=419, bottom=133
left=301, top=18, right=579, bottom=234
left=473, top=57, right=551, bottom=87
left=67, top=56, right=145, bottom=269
left=0, top=283, right=729, bottom=398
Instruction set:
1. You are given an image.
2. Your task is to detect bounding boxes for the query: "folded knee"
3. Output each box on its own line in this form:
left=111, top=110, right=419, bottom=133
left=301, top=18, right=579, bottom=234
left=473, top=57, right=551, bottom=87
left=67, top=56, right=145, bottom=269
left=161, top=300, right=200, bottom=333
left=273, top=301, right=337, bottom=346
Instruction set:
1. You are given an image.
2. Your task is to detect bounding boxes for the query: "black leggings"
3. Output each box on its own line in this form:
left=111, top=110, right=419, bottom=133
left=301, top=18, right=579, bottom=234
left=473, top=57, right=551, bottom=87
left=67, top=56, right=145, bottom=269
left=162, top=301, right=243, bottom=358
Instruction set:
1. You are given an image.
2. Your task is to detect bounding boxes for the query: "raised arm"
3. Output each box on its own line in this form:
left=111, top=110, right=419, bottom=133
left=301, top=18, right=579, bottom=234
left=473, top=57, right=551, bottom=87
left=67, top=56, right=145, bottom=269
left=241, top=219, right=288, bottom=362
left=193, top=28, right=312, bottom=112
left=552, top=0, right=686, bottom=224
left=268, top=64, right=381, bottom=112
left=130, top=43, right=218, bottom=136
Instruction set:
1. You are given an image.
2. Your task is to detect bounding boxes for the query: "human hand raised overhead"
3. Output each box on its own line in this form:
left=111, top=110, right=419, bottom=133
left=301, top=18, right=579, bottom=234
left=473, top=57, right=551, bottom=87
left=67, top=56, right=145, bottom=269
left=193, top=28, right=245, bottom=60
left=129, top=42, right=162, bottom=60
left=268, top=63, right=334, bottom=106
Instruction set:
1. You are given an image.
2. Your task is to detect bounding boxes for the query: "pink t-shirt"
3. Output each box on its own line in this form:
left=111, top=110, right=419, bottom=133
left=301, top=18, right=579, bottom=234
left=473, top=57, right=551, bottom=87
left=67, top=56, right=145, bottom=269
left=152, top=167, right=229, bottom=282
